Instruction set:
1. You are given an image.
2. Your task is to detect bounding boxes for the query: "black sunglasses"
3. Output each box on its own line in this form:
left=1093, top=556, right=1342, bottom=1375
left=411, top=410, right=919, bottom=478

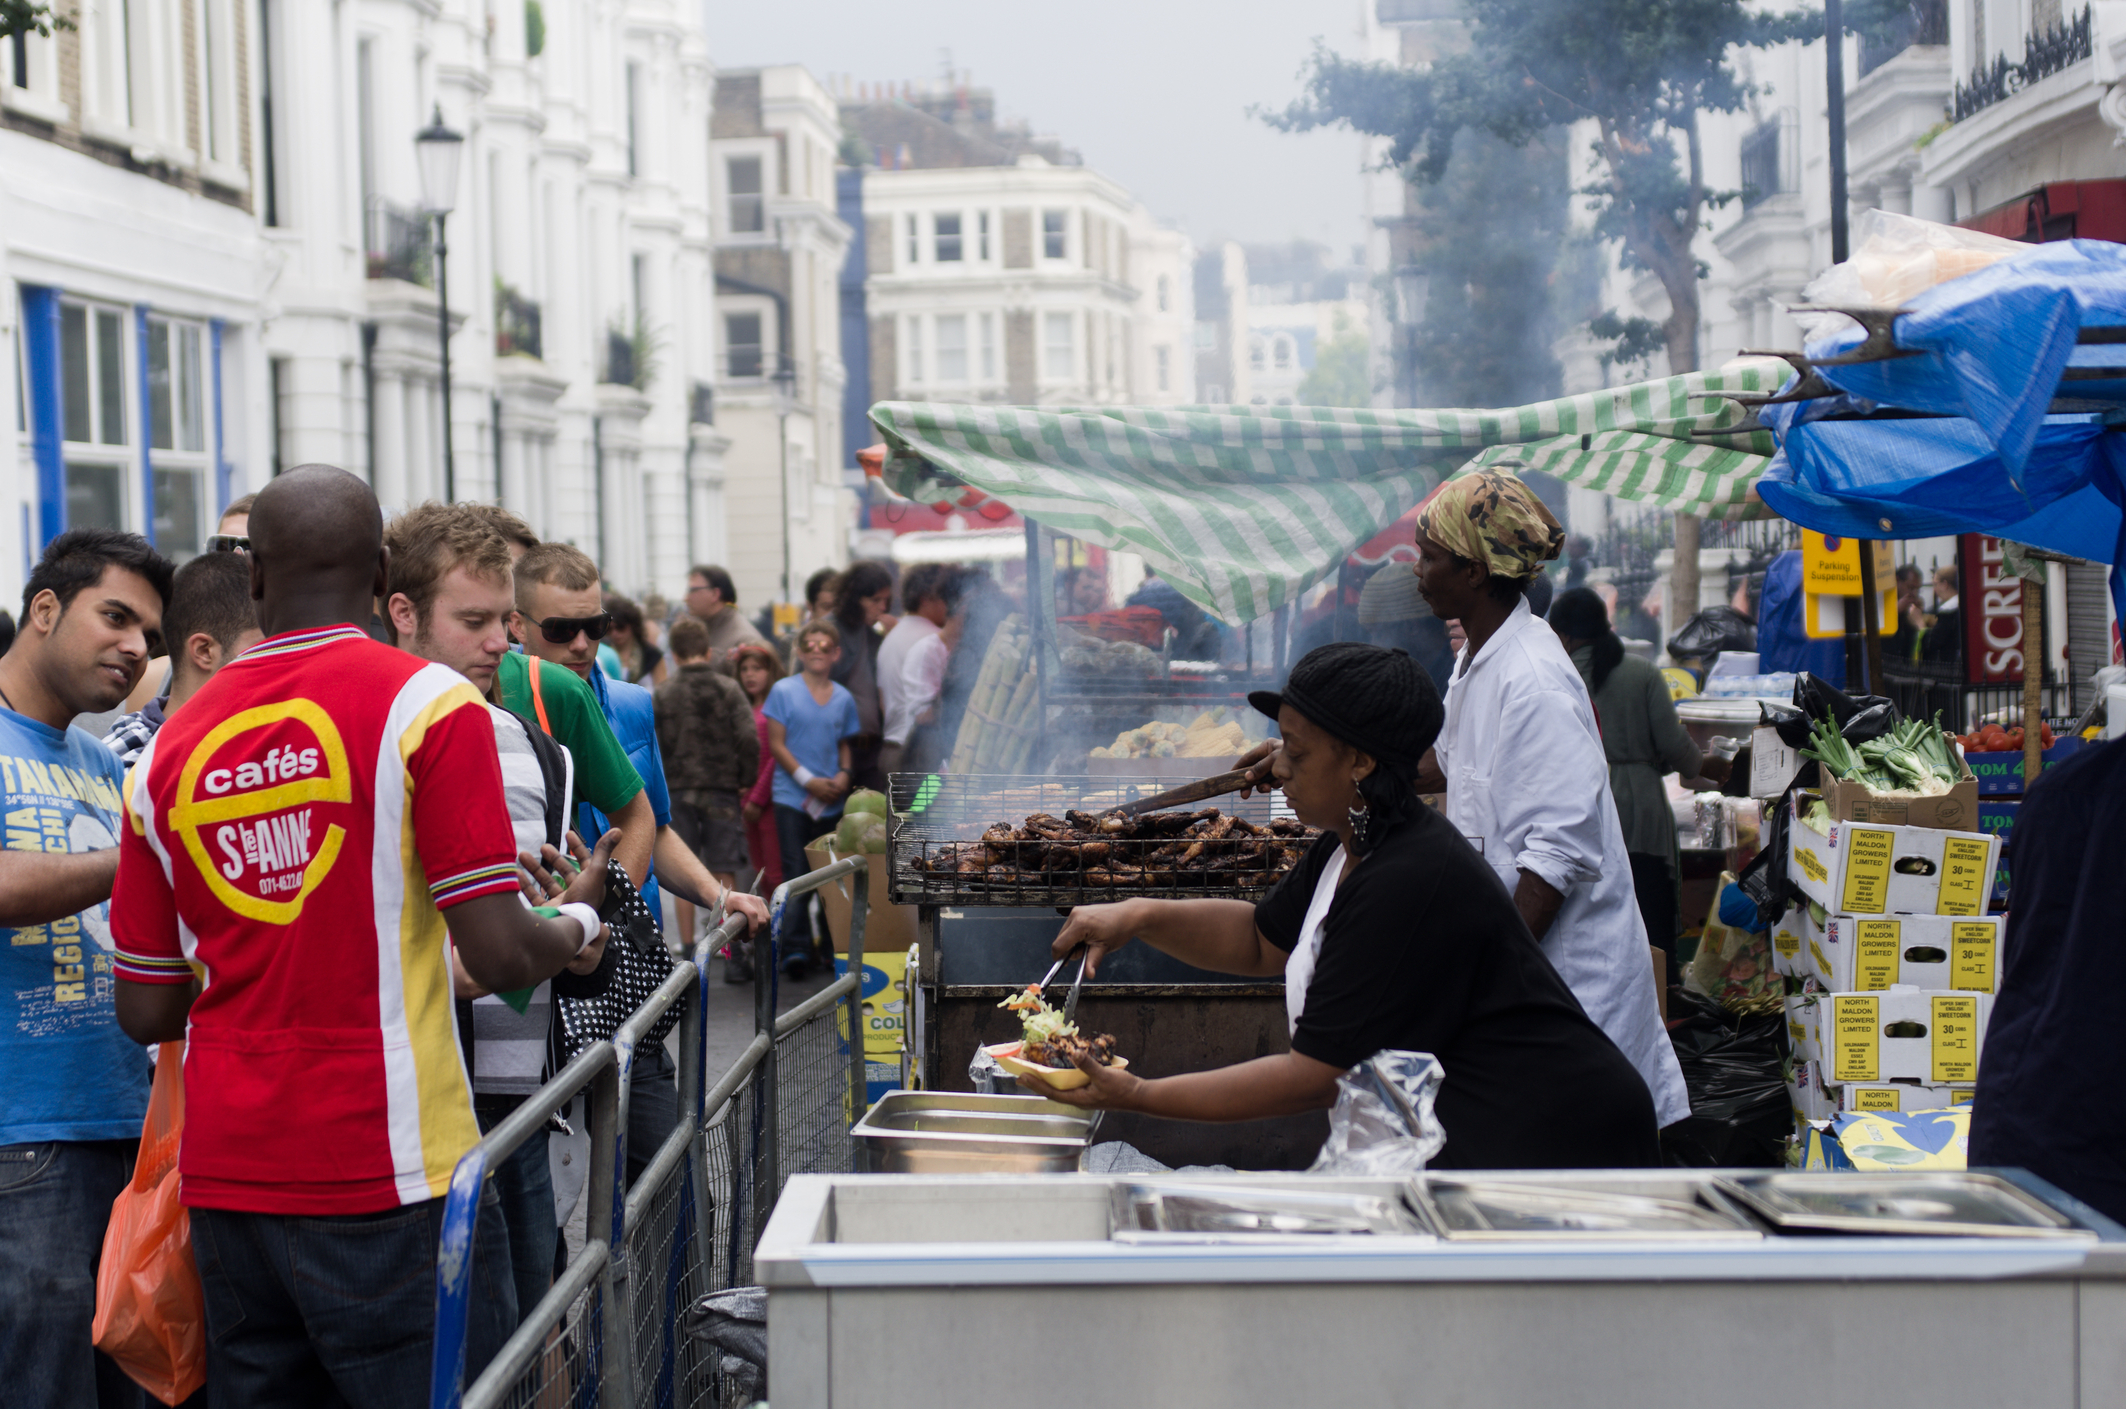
left=205, top=534, right=250, bottom=554
left=532, top=612, right=613, bottom=645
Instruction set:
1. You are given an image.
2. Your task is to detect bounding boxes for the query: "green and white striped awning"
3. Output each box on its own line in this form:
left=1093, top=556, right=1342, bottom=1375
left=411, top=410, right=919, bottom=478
left=870, top=357, right=1788, bottom=623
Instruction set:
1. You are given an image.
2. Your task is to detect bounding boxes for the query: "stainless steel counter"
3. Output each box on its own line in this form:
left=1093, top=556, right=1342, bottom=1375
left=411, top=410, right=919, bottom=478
left=756, top=1169, right=2126, bottom=1409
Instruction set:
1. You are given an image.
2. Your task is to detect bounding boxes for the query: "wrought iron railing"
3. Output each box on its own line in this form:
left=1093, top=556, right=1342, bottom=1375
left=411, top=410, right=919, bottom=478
left=1953, top=4, right=2092, bottom=121
left=1739, top=119, right=1784, bottom=209
left=1858, top=0, right=1949, bottom=76
left=366, top=198, right=434, bottom=287
left=495, top=287, right=543, bottom=360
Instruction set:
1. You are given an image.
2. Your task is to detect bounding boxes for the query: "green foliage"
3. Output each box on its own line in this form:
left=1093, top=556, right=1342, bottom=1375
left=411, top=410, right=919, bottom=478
left=1404, top=129, right=1568, bottom=408
left=523, top=0, right=544, bottom=57
left=608, top=312, right=664, bottom=393
left=1267, top=0, right=1818, bottom=373
left=1295, top=312, right=1372, bottom=408
left=1588, top=310, right=1667, bottom=373
left=1, top=0, right=73, bottom=39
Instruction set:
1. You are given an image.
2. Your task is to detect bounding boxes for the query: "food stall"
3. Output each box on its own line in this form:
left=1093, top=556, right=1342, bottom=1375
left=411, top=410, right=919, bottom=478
left=757, top=1165, right=2126, bottom=1408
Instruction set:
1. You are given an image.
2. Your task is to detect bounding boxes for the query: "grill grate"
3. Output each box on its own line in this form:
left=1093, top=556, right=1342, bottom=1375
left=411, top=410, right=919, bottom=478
left=887, top=773, right=1312, bottom=907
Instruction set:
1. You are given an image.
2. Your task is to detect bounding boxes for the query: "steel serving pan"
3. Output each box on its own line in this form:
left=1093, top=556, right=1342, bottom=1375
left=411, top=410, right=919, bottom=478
left=1716, top=1171, right=2096, bottom=1238
left=850, top=1090, right=1101, bottom=1174
left=1412, top=1176, right=1764, bottom=1241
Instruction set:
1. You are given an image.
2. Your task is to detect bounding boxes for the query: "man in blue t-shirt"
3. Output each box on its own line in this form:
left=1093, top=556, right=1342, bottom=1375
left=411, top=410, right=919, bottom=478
left=763, top=619, right=860, bottom=976
left=0, top=528, right=173, bottom=1409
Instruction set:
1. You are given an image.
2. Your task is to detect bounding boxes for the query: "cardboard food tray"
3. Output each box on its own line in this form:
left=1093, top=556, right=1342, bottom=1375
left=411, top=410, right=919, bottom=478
left=983, top=1041, right=1129, bottom=1091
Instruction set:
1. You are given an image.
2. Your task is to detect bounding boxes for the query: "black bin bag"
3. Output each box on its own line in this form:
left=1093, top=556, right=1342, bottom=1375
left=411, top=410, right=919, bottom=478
left=1660, top=989, right=1791, bottom=1168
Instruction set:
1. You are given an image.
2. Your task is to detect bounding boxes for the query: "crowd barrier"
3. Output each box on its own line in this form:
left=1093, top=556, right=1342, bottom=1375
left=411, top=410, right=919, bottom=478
left=430, top=855, right=874, bottom=1409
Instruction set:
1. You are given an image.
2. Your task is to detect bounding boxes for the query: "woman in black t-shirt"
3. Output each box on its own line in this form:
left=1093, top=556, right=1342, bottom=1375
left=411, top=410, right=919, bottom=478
left=1017, top=642, right=1661, bottom=1170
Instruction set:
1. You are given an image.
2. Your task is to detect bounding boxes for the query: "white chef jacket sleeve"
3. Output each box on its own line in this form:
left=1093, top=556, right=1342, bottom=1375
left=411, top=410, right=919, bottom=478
left=1493, top=684, right=1611, bottom=896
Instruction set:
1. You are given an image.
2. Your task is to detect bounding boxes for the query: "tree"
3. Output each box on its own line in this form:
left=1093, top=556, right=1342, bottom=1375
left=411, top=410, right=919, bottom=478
left=0, top=0, right=72, bottom=40
left=1266, top=0, right=1815, bottom=377
left=1402, top=128, right=1569, bottom=408
left=1296, top=312, right=1371, bottom=408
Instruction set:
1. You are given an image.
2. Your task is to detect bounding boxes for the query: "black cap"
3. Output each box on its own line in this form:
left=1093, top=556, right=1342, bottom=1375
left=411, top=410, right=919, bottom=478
left=1249, top=641, right=1445, bottom=776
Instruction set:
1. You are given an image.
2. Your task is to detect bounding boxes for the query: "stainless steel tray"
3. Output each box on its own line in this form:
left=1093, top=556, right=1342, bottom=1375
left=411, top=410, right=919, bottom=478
left=1110, top=1182, right=1429, bottom=1243
left=1716, top=1172, right=2097, bottom=1238
left=850, top=1091, right=1101, bottom=1174
left=1412, top=1176, right=1764, bottom=1241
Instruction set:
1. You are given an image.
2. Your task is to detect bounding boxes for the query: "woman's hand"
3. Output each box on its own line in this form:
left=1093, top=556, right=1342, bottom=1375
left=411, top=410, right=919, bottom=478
left=743, top=801, right=763, bottom=826
left=1012, top=1052, right=1146, bottom=1111
left=1052, top=901, right=1142, bottom=979
left=1233, top=740, right=1282, bottom=799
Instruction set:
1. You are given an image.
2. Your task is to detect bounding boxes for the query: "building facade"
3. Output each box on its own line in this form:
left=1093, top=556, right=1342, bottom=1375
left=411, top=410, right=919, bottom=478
left=4, top=0, right=267, bottom=601
left=709, top=65, right=854, bottom=613
left=843, top=82, right=1194, bottom=414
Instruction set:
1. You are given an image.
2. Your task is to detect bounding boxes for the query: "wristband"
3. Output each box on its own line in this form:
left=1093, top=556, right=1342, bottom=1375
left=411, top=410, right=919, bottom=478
left=793, top=765, right=818, bottom=786
left=561, top=905, right=603, bottom=960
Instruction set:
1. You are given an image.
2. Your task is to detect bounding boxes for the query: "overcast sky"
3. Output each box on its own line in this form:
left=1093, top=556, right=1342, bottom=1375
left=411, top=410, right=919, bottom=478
left=703, top=0, right=1375, bottom=256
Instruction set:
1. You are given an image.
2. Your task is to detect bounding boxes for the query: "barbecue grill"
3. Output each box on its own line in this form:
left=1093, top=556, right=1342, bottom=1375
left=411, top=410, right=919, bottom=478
left=887, top=773, right=1305, bottom=909
left=885, top=772, right=1328, bottom=1169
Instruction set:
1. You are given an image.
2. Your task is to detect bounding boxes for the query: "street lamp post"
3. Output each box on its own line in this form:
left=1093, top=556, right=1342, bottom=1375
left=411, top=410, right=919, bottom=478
left=416, top=105, right=465, bottom=502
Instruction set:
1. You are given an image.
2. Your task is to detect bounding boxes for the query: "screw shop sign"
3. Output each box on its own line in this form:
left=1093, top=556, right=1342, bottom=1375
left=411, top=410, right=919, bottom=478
left=1958, top=535, right=2024, bottom=684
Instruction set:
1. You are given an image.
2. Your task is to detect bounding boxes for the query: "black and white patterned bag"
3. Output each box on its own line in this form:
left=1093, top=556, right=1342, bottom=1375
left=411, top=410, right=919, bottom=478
left=552, top=858, right=680, bottom=1063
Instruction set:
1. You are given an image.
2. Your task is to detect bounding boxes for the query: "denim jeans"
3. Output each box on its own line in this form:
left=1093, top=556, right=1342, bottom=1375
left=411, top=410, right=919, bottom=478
left=190, top=1186, right=515, bottom=1409
left=476, top=1098, right=559, bottom=1330
left=0, top=1139, right=145, bottom=1409
left=628, top=1044, right=679, bottom=1188
left=773, top=803, right=836, bottom=953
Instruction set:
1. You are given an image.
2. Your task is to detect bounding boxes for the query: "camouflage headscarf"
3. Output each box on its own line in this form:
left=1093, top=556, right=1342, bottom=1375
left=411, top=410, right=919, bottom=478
left=1415, top=469, right=1565, bottom=582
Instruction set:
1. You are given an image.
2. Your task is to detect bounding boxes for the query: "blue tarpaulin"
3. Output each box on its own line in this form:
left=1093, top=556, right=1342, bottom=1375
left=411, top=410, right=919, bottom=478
left=1750, top=239, right=2126, bottom=628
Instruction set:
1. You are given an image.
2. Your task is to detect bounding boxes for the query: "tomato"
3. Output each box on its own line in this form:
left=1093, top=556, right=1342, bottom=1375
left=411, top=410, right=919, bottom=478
left=2039, top=722, right=2055, bottom=748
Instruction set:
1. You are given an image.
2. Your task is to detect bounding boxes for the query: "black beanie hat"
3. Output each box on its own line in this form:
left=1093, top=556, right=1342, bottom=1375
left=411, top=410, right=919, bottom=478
left=1248, top=641, right=1445, bottom=778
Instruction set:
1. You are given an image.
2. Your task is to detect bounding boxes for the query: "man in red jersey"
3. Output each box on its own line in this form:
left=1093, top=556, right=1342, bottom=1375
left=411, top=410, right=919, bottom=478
left=110, top=465, right=612, bottom=1406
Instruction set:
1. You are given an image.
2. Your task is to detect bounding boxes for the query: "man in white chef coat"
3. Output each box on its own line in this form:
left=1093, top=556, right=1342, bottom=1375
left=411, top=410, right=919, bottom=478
left=1244, top=469, right=1689, bottom=1129
left=1408, top=469, right=1687, bottom=1126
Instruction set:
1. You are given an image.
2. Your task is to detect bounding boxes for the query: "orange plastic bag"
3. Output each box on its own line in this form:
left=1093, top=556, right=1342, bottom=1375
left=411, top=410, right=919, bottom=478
left=93, top=1042, right=206, bottom=1405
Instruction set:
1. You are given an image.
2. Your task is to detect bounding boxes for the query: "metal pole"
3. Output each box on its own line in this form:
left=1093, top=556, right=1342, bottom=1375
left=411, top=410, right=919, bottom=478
left=844, top=866, right=871, bottom=1161
left=752, top=883, right=782, bottom=1253
left=1827, top=0, right=1850, bottom=264
left=586, top=1050, right=627, bottom=1409
left=436, top=211, right=456, bottom=501
left=1858, top=539, right=1885, bottom=696
left=778, top=406, right=792, bottom=610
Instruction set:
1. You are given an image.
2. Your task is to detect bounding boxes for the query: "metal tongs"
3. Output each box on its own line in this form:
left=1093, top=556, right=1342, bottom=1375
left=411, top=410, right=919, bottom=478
left=1033, top=942, right=1091, bottom=1025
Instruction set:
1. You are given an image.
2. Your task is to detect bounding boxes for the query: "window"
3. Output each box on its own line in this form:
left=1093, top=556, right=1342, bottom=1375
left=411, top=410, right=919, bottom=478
left=979, top=313, right=996, bottom=381
left=724, top=312, right=762, bottom=378
left=906, top=214, right=919, bottom=265
left=260, top=0, right=284, bottom=224
left=356, top=38, right=377, bottom=216
left=934, top=213, right=963, bottom=262
left=1194, top=321, right=1216, bottom=350
left=197, top=0, right=236, bottom=164
left=625, top=62, right=640, bottom=177
left=727, top=156, right=763, bottom=233
left=1272, top=337, right=1292, bottom=370
left=935, top=315, right=967, bottom=381
left=905, top=316, right=924, bottom=383
left=144, top=317, right=208, bottom=558
left=1042, top=210, right=1067, bottom=260
left=1157, top=276, right=1170, bottom=313
left=1043, top=312, right=1074, bottom=380
left=1250, top=337, right=1265, bottom=370
left=59, top=301, right=132, bottom=535
left=978, top=211, right=991, bottom=261
left=1156, top=346, right=1170, bottom=393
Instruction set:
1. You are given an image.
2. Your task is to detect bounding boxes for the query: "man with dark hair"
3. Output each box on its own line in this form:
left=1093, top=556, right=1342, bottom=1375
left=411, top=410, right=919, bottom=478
left=653, top=615, right=759, bottom=962
left=382, top=502, right=618, bottom=1330
left=111, top=466, right=612, bottom=1402
left=683, top=564, right=764, bottom=659
left=104, top=551, right=263, bottom=765
left=0, top=527, right=173, bottom=1409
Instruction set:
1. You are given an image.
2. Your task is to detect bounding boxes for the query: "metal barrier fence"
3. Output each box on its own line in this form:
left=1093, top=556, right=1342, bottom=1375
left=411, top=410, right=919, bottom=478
left=432, top=856, right=873, bottom=1409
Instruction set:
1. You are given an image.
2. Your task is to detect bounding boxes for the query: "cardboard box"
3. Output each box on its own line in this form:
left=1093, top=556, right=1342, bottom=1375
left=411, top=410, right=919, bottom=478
left=1804, top=913, right=2003, bottom=994
left=1838, top=1081, right=1976, bottom=1114
left=1785, top=792, right=1999, bottom=916
left=1770, top=906, right=1817, bottom=980
left=1818, top=768, right=1980, bottom=832
left=804, top=844, right=918, bottom=961
left=1788, top=1060, right=1839, bottom=1125
left=1785, top=987, right=1826, bottom=1066
left=1823, top=989, right=1992, bottom=1086
left=1749, top=724, right=1803, bottom=799
left=1804, top=1108, right=1972, bottom=1170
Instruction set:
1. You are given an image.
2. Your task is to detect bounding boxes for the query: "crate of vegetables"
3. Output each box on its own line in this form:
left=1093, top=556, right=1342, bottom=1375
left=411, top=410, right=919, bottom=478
left=1801, top=711, right=1980, bottom=831
left=1956, top=722, right=2080, bottom=795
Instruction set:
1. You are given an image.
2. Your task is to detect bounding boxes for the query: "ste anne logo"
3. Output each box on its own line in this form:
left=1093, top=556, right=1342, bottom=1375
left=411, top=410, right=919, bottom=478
left=168, top=701, right=352, bottom=922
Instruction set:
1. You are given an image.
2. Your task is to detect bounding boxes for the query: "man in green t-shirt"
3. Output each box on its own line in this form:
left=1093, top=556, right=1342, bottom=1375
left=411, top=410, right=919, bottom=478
left=492, top=648, right=656, bottom=887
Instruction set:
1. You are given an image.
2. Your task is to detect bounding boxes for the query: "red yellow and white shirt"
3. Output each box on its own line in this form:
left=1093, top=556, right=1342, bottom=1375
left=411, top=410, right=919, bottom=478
left=111, top=625, right=523, bottom=1215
